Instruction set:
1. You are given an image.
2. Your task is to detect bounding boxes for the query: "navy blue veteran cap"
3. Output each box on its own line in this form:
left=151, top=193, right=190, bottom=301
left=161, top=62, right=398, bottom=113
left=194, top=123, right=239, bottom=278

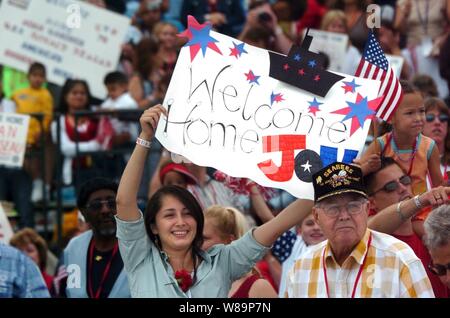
left=312, top=162, right=368, bottom=202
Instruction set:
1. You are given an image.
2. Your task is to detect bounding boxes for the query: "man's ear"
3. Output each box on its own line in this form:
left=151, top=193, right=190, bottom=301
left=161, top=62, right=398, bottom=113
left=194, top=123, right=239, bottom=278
left=367, top=196, right=377, bottom=213
left=312, top=207, right=319, bottom=224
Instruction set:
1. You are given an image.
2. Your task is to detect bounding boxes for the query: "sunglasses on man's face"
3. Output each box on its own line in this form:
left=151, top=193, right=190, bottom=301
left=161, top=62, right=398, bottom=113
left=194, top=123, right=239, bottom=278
left=85, top=199, right=116, bottom=212
left=370, top=175, right=412, bottom=195
left=428, top=261, right=450, bottom=276
left=425, top=113, right=449, bottom=123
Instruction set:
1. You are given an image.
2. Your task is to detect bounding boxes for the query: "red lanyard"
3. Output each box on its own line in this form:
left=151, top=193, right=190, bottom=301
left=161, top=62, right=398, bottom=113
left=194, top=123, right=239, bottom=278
left=322, top=234, right=372, bottom=298
left=87, top=239, right=119, bottom=299
left=383, top=133, right=417, bottom=176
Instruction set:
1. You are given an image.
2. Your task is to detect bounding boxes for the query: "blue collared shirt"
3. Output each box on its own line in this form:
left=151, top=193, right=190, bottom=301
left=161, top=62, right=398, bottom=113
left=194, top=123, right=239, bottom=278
left=116, top=212, right=269, bottom=298
left=0, top=244, right=50, bottom=298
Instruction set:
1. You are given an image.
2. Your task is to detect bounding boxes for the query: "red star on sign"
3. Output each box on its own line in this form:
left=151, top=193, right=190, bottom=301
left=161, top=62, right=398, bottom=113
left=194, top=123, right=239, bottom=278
left=283, top=63, right=290, bottom=71
left=342, top=83, right=354, bottom=94
left=308, top=106, right=320, bottom=116
left=298, top=68, right=305, bottom=76
left=230, top=47, right=240, bottom=58
left=332, top=93, right=383, bottom=136
left=314, top=75, right=320, bottom=81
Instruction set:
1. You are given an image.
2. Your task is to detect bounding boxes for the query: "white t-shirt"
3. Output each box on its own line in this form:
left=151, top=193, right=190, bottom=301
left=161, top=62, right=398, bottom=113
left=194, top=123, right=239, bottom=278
left=101, top=92, right=139, bottom=139
left=0, top=98, right=16, bottom=113
left=278, top=235, right=309, bottom=298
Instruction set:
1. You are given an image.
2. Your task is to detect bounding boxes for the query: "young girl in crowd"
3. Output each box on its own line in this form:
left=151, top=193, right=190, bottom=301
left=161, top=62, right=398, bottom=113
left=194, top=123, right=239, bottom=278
left=361, top=81, right=443, bottom=193
left=277, top=213, right=325, bottom=297
left=202, top=205, right=278, bottom=298
left=115, top=104, right=313, bottom=297
left=361, top=81, right=444, bottom=236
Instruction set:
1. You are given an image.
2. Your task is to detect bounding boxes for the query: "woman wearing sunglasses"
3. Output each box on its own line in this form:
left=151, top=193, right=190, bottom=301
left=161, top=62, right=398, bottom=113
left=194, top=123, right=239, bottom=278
left=424, top=205, right=450, bottom=290
left=422, top=97, right=450, bottom=189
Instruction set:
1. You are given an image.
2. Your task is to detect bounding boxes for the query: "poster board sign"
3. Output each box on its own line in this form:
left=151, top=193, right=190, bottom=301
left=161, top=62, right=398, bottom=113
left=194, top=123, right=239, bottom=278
left=0, top=202, right=14, bottom=244
left=0, top=113, right=29, bottom=168
left=386, top=54, right=404, bottom=78
left=0, top=0, right=130, bottom=98
left=303, top=29, right=349, bottom=73
left=155, top=18, right=381, bottom=199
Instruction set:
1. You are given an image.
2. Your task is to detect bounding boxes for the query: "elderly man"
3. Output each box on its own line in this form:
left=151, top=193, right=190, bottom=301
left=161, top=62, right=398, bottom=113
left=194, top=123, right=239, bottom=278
left=365, top=157, right=450, bottom=297
left=60, top=178, right=130, bottom=298
left=424, top=205, right=450, bottom=289
left=285, top=162, right=434, bottom=298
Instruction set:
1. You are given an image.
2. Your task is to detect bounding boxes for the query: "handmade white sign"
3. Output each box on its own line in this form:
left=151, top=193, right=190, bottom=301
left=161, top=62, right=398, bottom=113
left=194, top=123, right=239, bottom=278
left=0, top=113, right=30, bottom=167
left=386, top=54, right=404, bottom=78
left=303, top=29, right=349, bottom=73
left=0, top=0, right=130, bottom=98
left=156, top=17, right=381, bottom=199
left=0, top=202, right=14, bottom=244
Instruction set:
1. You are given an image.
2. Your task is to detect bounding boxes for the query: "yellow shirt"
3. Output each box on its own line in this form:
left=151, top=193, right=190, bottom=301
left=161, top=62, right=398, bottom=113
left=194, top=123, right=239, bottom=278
left=285, top=229, right=434, bottom=298
left=12, top=87, right=53, bottom=145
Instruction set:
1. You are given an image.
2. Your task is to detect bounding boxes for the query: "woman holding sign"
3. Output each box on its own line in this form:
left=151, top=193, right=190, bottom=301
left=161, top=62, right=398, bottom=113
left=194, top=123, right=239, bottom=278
left=115, top=104, right=313, bottom=297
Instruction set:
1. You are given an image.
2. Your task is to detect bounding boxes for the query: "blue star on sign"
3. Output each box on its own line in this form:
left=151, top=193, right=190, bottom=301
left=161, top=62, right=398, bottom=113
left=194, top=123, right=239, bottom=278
left=308, top=59, right=316, bottom=68
left=342, top=79, right=361, bottom=93
left=230, top=42, right=248, bottom=58
left=308, top=97, right=323, bottom=109
left=342, top=96, right=375, bottom=128
left=293, top=54, right=301, bottom=61
left=186, top=24, right=219, bottom=56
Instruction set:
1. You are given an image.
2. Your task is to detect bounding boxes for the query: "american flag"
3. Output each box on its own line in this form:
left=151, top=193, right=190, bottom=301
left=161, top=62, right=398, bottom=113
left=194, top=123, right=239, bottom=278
left=355, top=30, right=403, bottom=121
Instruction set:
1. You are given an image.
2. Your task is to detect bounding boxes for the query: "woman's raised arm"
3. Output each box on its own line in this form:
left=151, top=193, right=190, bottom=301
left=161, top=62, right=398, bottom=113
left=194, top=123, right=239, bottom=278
left=116, top=105, right=167, bottom=221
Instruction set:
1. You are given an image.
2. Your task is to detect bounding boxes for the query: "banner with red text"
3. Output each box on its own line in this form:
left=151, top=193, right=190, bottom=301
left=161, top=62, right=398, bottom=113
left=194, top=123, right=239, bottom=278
left=156, top=17, right=381, bottom=199
left=0, top=0, right=130, bottom=98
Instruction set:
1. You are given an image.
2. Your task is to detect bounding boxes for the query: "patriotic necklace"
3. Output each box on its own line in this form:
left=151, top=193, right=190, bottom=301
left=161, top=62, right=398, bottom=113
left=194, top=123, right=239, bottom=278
left=383, top=132, right=418, bottom=176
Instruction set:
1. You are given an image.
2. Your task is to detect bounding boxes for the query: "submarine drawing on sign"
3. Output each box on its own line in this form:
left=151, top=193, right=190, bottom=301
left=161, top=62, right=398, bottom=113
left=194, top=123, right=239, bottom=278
left=268, top=30, right=344, bottom=97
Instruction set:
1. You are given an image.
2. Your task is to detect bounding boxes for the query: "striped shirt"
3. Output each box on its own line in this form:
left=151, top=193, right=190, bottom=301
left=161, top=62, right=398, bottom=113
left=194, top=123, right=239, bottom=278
left=285, top=229, right=434, bottom=298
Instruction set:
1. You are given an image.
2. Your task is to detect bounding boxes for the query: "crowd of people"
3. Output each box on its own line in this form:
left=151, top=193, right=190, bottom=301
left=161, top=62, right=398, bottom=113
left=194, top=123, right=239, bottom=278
left=0, top=0, right=449, bottom=298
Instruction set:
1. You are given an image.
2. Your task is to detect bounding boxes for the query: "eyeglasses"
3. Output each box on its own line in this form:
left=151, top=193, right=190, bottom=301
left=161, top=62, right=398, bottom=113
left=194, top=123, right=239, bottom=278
left=425, top=113, right=449, bottom=123
left=428, top=261, right=450, bottom=276
left=370, top=175, right=412, bottom=195
left=85, top=199, right=116, bottom=212
left=317, top=201, right=365, bottom=217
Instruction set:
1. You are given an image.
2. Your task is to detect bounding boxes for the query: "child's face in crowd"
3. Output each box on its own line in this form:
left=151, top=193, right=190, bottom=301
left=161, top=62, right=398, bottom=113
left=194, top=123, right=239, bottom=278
left=28, top=71, right=46, bottom=89
left=66, top=83, right=88, bottom=110
left=163, top=171, right=188, bottom=188
left=202, top=217, right=232, bottom=251
left=106, top=83, right=127, bottom=100
left=391, top=92, right=425, bottom=137
left=297, top=214, right=325, bottom=246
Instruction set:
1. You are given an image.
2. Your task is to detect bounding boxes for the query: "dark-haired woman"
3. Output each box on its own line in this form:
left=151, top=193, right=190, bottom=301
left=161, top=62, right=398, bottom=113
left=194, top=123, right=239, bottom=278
left=115, top=105, right=313, bottom=297
left=51, top=79, right=112, bottom=193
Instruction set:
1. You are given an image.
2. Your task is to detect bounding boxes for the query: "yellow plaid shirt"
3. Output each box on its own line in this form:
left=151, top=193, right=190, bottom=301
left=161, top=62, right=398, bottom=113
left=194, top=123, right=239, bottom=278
left=285, top=229, right=434, bottom=298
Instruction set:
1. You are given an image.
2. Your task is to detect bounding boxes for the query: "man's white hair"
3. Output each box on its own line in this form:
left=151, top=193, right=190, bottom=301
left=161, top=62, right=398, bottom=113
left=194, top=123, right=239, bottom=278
left=424, top=205, right=450, bottom=250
